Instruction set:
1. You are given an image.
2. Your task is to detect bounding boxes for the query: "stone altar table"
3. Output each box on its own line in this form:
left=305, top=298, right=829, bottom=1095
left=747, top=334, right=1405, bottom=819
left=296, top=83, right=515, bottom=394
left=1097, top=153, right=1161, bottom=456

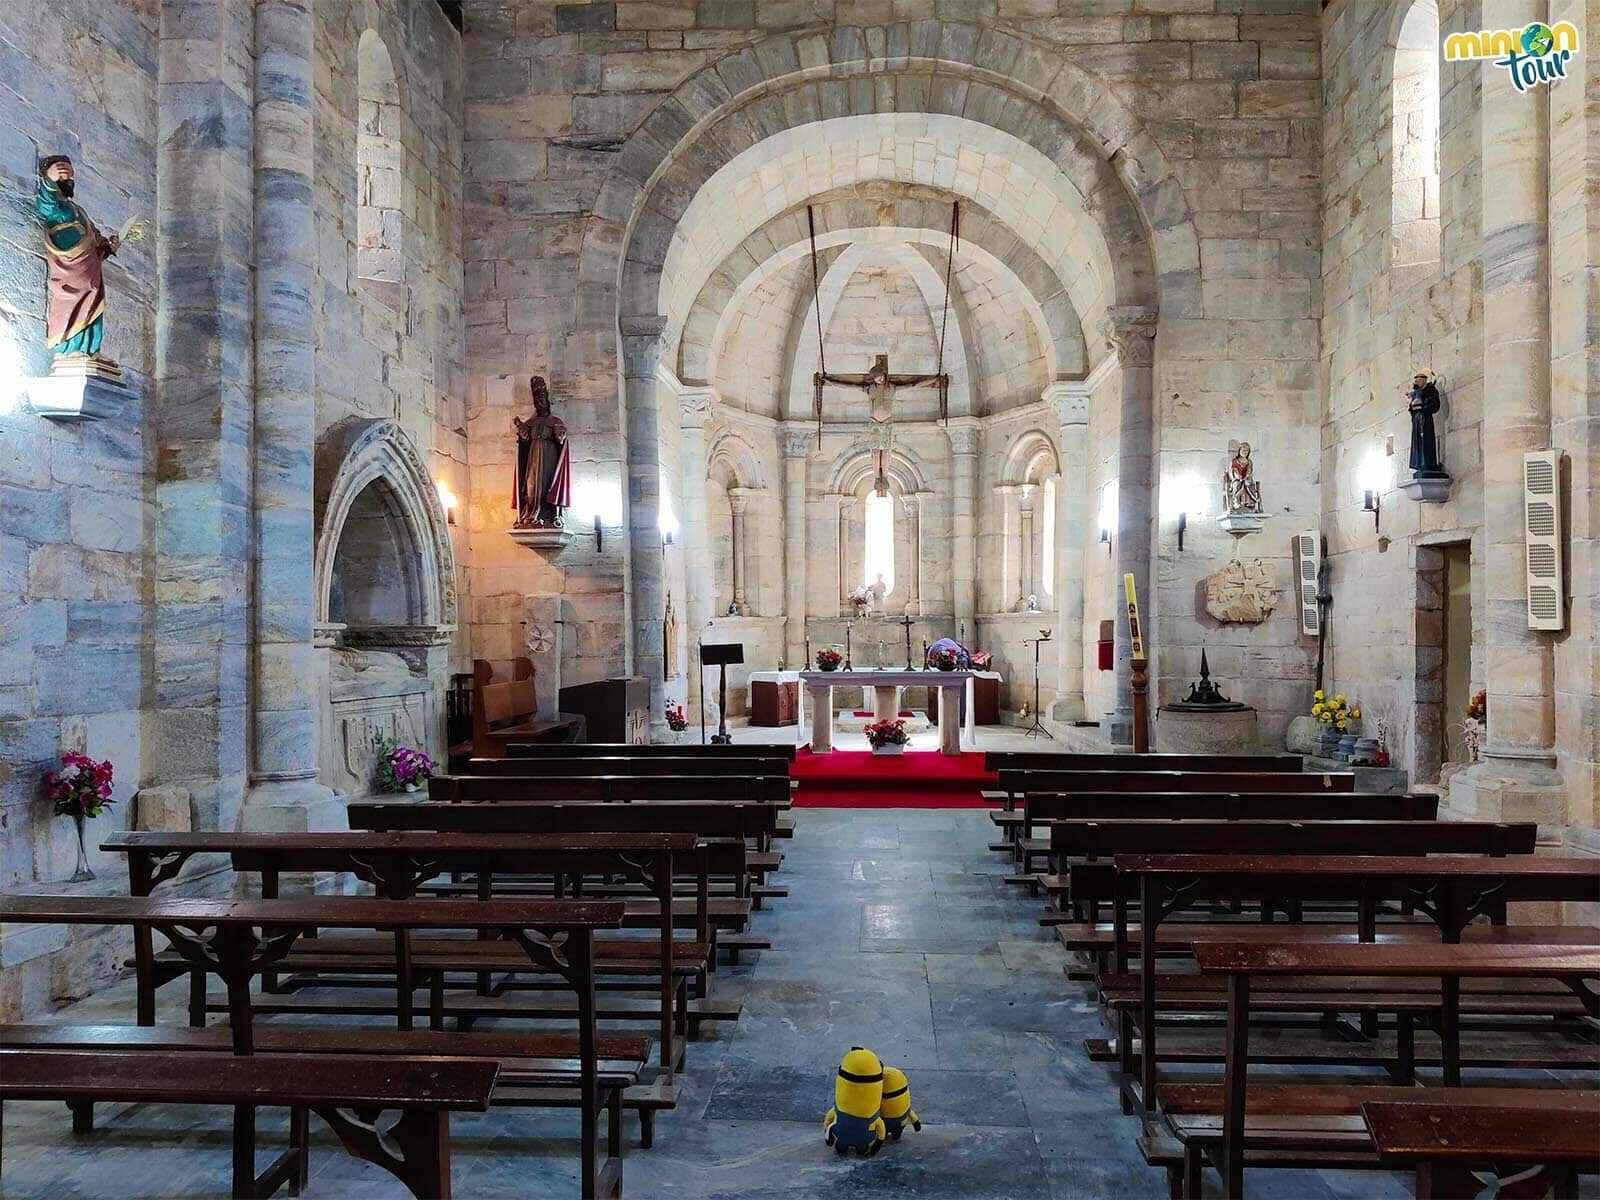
left=799, top=669, right=975, bottom=756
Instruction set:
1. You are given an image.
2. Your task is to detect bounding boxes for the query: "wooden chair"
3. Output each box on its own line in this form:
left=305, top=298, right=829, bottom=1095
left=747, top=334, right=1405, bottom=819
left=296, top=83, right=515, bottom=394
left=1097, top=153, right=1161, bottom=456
left=471, top=658, right=583, bottom=756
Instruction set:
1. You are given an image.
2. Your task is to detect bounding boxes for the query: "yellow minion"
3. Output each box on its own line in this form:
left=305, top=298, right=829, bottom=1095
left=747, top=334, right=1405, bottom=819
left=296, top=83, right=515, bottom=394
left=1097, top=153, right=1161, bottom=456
left=823, top=1047, right=887, bottom=1155
left=879, top=1065, right=921, bottom=1140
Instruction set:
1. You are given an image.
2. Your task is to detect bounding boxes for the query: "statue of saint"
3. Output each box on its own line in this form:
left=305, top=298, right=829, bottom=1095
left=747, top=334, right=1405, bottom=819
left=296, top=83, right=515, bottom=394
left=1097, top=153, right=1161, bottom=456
left=513, top=376, right=572, bottom=528
left=1406, top=373, right=1446, bottom=478
left=1222, top=442, right=1263, bottom=514
left=35, top=156, right=144, bottom=366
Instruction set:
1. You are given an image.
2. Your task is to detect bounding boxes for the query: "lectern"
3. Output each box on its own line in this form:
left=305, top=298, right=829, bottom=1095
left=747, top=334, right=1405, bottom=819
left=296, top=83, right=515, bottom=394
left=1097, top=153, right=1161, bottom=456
left=699, top=642, right=744, bottom=745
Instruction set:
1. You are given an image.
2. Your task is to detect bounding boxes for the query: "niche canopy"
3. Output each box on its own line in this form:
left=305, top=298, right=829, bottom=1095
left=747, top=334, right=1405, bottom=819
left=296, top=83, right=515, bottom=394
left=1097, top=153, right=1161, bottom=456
left=808, top=201, right=959, bottom=445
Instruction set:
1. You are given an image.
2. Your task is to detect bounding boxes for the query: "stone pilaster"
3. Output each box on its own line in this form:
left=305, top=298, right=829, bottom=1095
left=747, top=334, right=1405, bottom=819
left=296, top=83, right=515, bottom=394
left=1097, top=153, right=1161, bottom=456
left=995, top=484, right=1021, bottom=612
left=905, top=492, right=926, bottom=617
left=948, top=418, right=980, bottom=625
left=679, top=387, right=715, bottom=710
left=1104, top=308, right=1157, bottom=747
left=1018, top=483, right=1039, bottom=603
left=728, top=487, right=751, bottom=615
left=622, top=315, right=669, bottom=719
left=242, top=0, right=338, bottom=833
left=780, top=425, right=808, bottom=664
left=154, top=0, right=256, bottom=834
left=1047, top=382, right=1089, bottom=721
left=1449, top=0, right=1563, bottom=825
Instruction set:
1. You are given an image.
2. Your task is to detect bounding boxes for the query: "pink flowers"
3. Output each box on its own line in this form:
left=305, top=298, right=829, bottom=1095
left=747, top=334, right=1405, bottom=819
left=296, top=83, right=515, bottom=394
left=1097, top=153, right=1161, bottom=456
left=665, top=705, right=687, bottom=732
left=45, top=752, right=115, bottom=820
left=375, top=738, right=436, bottom=793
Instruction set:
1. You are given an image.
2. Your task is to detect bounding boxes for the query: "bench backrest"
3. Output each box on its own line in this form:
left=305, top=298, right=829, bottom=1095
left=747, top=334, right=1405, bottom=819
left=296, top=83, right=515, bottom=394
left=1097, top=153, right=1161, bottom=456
left=1023, top=791, right=1439, bottom=823
left=987, top=752, right=1302, bottom=773
left=999, top=769, right=1354, bottom=794
left=508, top=742, right=798, bottom=762
left=1051, top=819, right=1536, bottom=861
left=349, top=799, right=778, bottom=840
left=431, top=773, right=790, bottom=804
left=464, top=755, right=792, bottom=779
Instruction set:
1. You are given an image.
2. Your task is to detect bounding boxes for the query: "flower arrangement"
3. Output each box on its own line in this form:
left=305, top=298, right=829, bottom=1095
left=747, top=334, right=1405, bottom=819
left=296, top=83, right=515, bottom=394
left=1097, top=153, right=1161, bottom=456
left=1309, top=689, right=1361, bottom=733
left=665, top=704, right=687, bottom=732
left=815, top=648, right=843, bottom=671
left=1459, top=688, right=1487, bottom=762
left=374, top=735, right=436, bottom=794
left=929, top=647, right=959, bottom=671
left=864, top=718, right=909, bottom=749
left=848, top=585, right=873, bottom=616
left=46, top=752, right=115, bottom=820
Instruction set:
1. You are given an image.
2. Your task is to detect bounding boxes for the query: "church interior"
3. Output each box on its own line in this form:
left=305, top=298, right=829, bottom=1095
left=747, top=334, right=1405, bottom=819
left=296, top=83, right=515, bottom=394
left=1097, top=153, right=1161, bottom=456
left=0, top=0, right=1597, bottom=1196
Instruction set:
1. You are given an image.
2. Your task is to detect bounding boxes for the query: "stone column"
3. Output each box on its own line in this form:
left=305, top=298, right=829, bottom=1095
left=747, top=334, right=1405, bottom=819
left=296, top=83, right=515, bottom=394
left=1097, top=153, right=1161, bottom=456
left=622, top=316, right=669, bottom=720
left=154, top=0, right=256, bottom=833
left=905, top=493, right=924, bottom=616
left=1046, top=382, right=1090, bottom=721
left=1450, top=1, right=1564, bottom=822
left=242, top=0, right=339, bottom=832
left=780, top=426, right=809, bottom=665
left=835, top=495, right=852, bottom=612
left=679, top=387, right=714, bottom=712
left=948, top=418, right=980, bottom=626
left=1018, top=483, right=1039, bottom=603
left=728, top=487, right=751, bottom=615
left=1105, top=309, right=1157, bottom=747
left=995, top=484, right=1022, bottom=611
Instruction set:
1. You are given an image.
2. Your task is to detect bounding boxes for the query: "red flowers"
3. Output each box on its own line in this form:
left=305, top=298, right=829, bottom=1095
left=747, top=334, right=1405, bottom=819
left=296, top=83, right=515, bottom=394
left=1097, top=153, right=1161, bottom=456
left=665, top=705, right=687, bottom=732
left=45, top=752, right=115, bottom=820
left=815, top=649, right=843, bottom=670
left=864, top=719, right=909, bottom=748
left=1465, top=689, right=1487, bottom=722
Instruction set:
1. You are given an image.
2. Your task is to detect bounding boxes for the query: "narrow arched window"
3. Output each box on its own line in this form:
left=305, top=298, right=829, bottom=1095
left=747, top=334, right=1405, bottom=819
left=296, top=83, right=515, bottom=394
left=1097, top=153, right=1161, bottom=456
left=1392, top=0, right=1441, bottom=271
left=357, top=30, right=405, bottom=307
left=1041, top=476, right=1056, bottom=603
left=863, top=490, right=895, bottom=596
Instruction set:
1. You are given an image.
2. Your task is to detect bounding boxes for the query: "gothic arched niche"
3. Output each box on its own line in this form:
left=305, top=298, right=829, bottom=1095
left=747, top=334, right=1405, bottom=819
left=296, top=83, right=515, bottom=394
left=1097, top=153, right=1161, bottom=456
left=314, top=418, right=457, bottom=647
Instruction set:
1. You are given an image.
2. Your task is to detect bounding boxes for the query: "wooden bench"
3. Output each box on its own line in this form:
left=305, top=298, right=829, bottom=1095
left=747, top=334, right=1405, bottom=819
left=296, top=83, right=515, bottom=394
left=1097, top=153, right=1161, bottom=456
left=466, top=754, right=793, bottom=781
left=0, top=892, right=626, bottom=1199
left=1184, top=941, right=1600, bottom=1197
left=1003, top=791, right=1439, bottom=877
left=0, top=1047, right=499, bottom=1200
left=1113, top=856, right=1600, bottom=1113
left=508, top=742, right=797, bottom=762
left=470, top=657, right=583, bottom=756
left=1362, top=1093, right=1600, bottom=1199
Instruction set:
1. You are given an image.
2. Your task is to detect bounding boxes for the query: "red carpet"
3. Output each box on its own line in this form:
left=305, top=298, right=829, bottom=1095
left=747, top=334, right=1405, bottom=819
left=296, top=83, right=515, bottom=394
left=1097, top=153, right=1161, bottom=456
left=789, top=748, right=999, bottom=808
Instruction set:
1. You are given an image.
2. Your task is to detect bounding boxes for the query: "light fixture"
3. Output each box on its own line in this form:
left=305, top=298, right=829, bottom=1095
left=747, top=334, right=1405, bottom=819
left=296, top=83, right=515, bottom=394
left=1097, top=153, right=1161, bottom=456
left=658, top=491, right=680, bottom=546
left=1097, top=479, right=1118, bottom=555
left=1363, top=489, right=1380, bottom=530
left=1164, top=473, right=1208, bottom=553
left=572, top=477, right=624, bottom=553
left=435, top=481, right=458, bottom=526
left=1177, top=511, right=1188, bottom=551
left=1356, top=450, right=1390, bottom=534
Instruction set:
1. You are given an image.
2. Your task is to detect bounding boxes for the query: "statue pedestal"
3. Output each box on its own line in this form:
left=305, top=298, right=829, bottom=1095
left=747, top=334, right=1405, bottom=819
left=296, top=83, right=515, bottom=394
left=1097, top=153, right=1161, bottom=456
left=1216, top=512, right=1268, bottom=537
left=27, top=371, right=129, bottom=421
left=509, top=527, right=574, bottom=551
left=1155, top=705, right=1259, bottom=754
left=1400, top=474, right=1453, bottom=503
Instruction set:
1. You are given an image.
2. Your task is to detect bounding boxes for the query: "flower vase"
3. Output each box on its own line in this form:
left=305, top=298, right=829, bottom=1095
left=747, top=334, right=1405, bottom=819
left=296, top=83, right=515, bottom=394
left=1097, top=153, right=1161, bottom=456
left=1336, top=732, right=1359, bottom=761
left=871, top=742, right=904, bottom=756
left=70, top=814, right=94, bottom=883
left=1317, top=727, right=1341, bottom=758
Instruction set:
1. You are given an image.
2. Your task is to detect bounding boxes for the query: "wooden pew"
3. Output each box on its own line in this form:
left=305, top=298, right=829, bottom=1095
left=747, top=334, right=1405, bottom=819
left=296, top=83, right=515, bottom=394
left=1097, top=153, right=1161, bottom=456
left=0, top=893, right=625, bottom=1199
left=466, top=754, right=792, bottom=780
left=508, top=742, right=797, bottom=762
left=1362, top=1094, right=1600, bottom=1199
left=1006, top=790, right=1437, bottom=877
left=0, top=1048, right=499, bottom=1200
left=1111, top=855, right=1600, bottom=1113
left=470, top=658, right=582, bottom=755
left=1185, top=941, right=1600, bottom=1198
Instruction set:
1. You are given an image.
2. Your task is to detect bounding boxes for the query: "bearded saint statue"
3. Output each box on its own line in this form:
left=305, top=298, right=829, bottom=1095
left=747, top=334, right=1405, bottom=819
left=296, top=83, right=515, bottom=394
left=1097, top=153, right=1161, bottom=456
left=513, top=375, right=572, bottom=528
left=35, top=155, right=144, bottom=365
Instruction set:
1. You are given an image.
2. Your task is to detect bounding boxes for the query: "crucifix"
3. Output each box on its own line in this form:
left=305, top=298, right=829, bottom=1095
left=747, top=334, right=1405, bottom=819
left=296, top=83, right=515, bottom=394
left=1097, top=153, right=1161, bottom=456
left=900, top=612, right=916, bottom=670
left=806, top=201, right=960, bottom=444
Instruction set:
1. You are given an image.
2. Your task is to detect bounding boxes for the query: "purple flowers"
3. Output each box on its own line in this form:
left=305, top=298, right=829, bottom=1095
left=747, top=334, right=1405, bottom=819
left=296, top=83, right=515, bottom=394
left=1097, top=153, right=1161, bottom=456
left=45, top=751, right=115, bottom=820
left=375, top=737, right=436, bottom=793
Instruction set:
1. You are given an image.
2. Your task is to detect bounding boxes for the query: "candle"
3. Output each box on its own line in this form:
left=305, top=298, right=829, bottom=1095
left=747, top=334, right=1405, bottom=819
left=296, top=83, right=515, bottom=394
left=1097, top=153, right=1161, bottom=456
left=804, top=637, right=810, bottom=669
left=921, top=639, right=928, bottom=669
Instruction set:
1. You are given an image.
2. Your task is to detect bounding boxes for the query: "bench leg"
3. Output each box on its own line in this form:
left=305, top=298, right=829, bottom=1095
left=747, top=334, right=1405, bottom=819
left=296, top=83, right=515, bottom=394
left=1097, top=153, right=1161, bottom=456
left=189, top=968, right=206, bottom=1027
left=639, top=1106, right=655, bottom=1150
left=1394, top=1010, right=1415, bottom=1083
left=231, top=1104, right=256, bottom=1200
left=1415, top=1161, right=1481, bottom=1200
left=316, top=1106, right=451, bottom=1200
left=1182, top=1143, right=1202, bottom=1200
left=67, top=1100, right=94, bottom=1134
left=289, top=1106, right=310, bottom=1196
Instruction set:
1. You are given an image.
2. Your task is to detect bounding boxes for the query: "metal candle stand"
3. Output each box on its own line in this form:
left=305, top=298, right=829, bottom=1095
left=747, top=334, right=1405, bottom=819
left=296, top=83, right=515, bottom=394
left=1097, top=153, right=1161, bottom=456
left=1022, top=634, right=1054, bottom=740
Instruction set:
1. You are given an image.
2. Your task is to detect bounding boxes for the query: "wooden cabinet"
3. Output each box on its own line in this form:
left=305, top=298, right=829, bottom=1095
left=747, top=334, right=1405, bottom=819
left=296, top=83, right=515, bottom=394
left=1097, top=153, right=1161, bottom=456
left=558, top=676, right=651, bottom=744
left=750, top=680, right=799, bottom=727
left=927, top=674, right=1001, bottom=726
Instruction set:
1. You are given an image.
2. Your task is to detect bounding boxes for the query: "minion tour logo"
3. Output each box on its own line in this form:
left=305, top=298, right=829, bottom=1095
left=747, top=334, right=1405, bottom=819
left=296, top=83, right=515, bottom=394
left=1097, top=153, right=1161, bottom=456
left=1444, top=21, right=1580, bottom=92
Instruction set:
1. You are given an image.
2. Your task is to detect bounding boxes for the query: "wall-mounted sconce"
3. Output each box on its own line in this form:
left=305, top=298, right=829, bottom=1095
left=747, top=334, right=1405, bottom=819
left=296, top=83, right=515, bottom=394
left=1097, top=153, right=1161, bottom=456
left=1164, top=473, right=1208, bottom=553
left=1177, top=511, right=1188, bottom=551
left=436, top=481, right=458, bottom=526
left=1357, top=449, right=1390, bottom=535
left=572, top=478, right=624, bottom=554
left=658, top=486, right=680, bottom=546
left=1362, top=489, right=1380, bottom=531
left=1098, top=480, right=1118, bottom=556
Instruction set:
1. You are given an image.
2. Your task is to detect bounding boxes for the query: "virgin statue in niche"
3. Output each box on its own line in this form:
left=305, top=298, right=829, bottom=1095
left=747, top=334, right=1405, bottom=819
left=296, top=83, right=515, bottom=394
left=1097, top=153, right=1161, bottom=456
left=513, top=375, right=572, bottom=528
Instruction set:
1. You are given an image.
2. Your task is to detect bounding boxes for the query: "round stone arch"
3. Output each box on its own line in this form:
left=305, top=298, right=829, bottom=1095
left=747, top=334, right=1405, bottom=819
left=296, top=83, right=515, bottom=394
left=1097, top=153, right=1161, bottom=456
left=829, top=443, right=936, bottom=615
left=313, top=418, right=458, bottom=646
left=1002, top=429, right=1062, bottom=485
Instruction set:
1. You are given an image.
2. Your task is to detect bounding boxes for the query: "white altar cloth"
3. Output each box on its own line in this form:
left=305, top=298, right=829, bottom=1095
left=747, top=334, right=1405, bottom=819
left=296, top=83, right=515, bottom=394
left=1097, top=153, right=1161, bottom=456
left=798, top=668, right=975, bottom=755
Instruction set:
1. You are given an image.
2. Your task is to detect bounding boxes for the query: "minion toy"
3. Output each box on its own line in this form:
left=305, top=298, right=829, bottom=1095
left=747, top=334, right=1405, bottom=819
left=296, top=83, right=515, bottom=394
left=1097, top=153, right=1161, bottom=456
left=879, top=1066, right=921, bottom=1139
left=823, top=1047, right=887, bottom=1155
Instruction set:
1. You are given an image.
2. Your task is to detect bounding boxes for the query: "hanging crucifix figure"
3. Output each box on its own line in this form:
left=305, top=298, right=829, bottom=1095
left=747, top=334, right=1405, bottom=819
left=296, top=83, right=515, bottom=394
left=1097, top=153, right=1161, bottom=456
left=807, top=201, right=960, bottom=444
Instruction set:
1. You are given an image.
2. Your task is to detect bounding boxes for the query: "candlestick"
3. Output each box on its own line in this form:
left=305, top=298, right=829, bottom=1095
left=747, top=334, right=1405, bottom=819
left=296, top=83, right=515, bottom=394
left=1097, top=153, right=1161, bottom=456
left=921, top=638, right=928, bottom=670
left=845, top=626, right=852, bottom=671
left=804, top=637, right=810, bottom=670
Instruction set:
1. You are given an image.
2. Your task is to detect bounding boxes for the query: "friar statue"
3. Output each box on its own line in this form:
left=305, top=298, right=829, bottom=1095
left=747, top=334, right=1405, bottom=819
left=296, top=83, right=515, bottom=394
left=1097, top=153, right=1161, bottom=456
left=513, top=375, right=572, bottom=528
left=1221, top=441, right=1263, bottom=514
left=1405, top=372, right=1447, bottom=478
left=35, top=156, right=144, bottom=365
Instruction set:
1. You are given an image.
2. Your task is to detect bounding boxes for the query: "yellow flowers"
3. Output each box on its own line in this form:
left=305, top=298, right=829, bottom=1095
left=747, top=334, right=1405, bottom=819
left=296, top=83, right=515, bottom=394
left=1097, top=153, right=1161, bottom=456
left=1310, top=691, right=1361, bottom=728
left=1312, top=702, right=1325, bottom=715
left=1313, top=689, right=1325, bottom=701
left=1350, top=707, right=1362, bottom=720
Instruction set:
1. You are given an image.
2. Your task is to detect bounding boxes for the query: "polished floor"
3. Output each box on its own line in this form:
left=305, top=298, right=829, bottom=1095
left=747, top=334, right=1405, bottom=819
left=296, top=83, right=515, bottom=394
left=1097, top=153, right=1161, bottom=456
left=2, top=809, right=1589, bottom=1198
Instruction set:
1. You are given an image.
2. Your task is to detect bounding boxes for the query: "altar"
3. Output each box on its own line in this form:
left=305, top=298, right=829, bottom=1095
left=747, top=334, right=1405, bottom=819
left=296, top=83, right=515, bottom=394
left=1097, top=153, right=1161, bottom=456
left=799, top=668, right=976, bottom=756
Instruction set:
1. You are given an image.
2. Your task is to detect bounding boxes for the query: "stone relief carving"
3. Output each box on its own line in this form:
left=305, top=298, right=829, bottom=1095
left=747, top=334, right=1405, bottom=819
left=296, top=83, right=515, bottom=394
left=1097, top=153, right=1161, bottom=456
left=332, top=692, right=428, bottom=797
left=1203, top=558, right=1281, bottom=624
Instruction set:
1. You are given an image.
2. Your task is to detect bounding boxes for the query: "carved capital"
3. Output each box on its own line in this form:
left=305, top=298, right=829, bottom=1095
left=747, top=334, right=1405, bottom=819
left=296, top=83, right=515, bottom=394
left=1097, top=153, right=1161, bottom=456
left=679, top=386, right=716, bottom=429
left=1041, top=381, right=1089, bottom=427
left=947, top=418, right=981, bottom=456
left=780, top=424, right=811, bottom=460
left=620, top=313, right=670, bottom=378
left=1104, top=306, right=1158, bottom=366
